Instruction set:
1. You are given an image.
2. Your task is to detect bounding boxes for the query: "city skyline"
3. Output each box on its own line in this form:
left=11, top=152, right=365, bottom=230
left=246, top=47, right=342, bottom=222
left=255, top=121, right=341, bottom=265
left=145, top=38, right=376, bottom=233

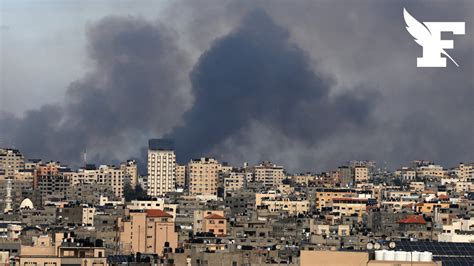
left=0, top=1, right=473, bottom=265
left=1, top=1, right=472, bottom=172
left=0, top=144, right=471, bottom=176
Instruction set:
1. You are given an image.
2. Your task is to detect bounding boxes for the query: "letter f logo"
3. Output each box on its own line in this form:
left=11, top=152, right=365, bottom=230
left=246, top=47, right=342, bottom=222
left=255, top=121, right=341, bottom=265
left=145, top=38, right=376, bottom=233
left=404, top=8, right=465, bottom=67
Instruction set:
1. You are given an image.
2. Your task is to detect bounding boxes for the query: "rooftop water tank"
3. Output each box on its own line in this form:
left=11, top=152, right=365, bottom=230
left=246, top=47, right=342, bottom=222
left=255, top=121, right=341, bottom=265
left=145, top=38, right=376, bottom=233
left=375, top=250, right=384, bottom=260
left=406, top=252, right=412, bottom=262
left=384, top=250, right=395, bottom=261
left=395, top=251, right=408, bottom=261
left=420, top=251, right=433, bottom=262
left=411, top=251, right=421, bottom=262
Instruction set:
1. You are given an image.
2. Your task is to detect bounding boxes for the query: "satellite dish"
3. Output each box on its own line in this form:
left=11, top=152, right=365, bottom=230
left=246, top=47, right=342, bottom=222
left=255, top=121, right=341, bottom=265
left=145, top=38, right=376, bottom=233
left=374, top=243, right=381, bottom=250
left=389, top=242, right=396, bottom=249
left=237, top=245, right=242, bottom=250
left=367, top=243, right=374, bottom=250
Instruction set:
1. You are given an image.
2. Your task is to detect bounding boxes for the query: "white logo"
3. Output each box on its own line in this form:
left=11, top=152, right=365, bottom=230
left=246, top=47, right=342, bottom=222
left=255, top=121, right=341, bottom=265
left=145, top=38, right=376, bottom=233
left=403, top=8, right=465, bottom=67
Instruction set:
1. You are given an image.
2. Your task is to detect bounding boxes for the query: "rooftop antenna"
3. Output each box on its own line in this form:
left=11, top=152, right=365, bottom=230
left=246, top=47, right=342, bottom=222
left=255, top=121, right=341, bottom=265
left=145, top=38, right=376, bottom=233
left=83, top=150, right=87, bottom=166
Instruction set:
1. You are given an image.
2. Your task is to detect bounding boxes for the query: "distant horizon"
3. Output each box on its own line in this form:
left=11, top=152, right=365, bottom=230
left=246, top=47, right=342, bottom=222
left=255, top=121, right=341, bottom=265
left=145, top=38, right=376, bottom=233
left=2, top=146, right=471, bottom=175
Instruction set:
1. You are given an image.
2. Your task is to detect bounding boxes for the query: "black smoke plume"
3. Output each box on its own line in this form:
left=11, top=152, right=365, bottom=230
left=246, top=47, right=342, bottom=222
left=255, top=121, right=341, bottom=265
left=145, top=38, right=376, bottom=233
left=1, top=10, right=376, bottom=171
left=171, top=10, right=376, bottom=163
left=1, top=16, right=189, bottom=165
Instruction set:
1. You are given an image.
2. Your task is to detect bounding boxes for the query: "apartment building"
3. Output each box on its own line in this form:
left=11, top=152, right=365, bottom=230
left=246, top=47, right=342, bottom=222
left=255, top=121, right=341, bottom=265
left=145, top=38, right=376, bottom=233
left=396, top=167, right=417, bottom=180
left=19, top=232, right=106, bottom=266
left=417, top=164, right=445, bottom=178
left=438, top=217, right=474, bottom=243
left=290, top=173, right=317, bottom=186
left=455, top=163, right=473, bottom=181
left=354, top=166, right=369, bottom=183
left=33, top=161, right=65, bottom=189
left=96, top=165, right=124, bottom=198
left=315, top=189, right=358, bottom=208
left=260, top=198, right=310, bottom=215
left=119, top=209, right=178, bottom=255
left=203, top=213, right=227, bottom=236
left=188, top=157, right=220, bottom=196
left=0, top=148, right=25, bottom=179
left=253, top=161, right=285, bottom=188
left=337, top=166, right=353, bottom=186
left=64, top=162, right=134, bottom=197
left=120, top=160, right=138, bottom=187
left=175, top=164, right=186, bottom=188
left=37, top=174, right=70, bottom=203
left=410, top=181, right=425, bottom=192
left=147, top=139, right=176, bottom=196
left=63, top=168, right=98, bottom=185
left=415, top=202, right=450, bottom=214
left=127, top=198, right=177, bottom=218
left=223, top=169, right=247, bottom=192
left=193, top=210, right=226, bottom=235
left=330, top=198, right=368, bottom=218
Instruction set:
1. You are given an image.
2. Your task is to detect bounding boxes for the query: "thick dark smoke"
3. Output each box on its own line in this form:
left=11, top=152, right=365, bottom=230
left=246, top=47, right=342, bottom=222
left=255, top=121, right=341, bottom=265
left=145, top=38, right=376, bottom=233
left=171, top=10, right=376, bottom=163
left=2, top=2, right=472, bottom=172
left=164, top=1, right=473, bottom=170
left=1, top=16, right=190, bottom=165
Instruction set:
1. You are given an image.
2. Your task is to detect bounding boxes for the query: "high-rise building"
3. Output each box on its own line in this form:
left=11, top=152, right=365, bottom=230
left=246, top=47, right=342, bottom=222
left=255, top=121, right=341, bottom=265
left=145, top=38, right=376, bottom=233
left=0, top=148, right=25, bottom=179
left=188, top=157, right=220, bottom=196
left=147, top=139, right=176, bottom=197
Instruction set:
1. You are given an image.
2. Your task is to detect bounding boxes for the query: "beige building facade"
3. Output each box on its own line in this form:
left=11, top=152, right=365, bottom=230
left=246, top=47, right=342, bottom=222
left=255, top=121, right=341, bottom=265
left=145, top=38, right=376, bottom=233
left=175, top=164, right=186, bottom=188
left=121, top=160, right=138, bottom=187
left=354, top=166, right=369, bottom=183
left=193, top=210, right=226, bottom=234
left=188, top=158, right=220, bottom=196
left=119, top=209, right=178, bottom=255
left=253, top=161, right=286, bottom=188
left=97, top=165, right=124, bottom=198
left=0, top=148, right=25, bottom=179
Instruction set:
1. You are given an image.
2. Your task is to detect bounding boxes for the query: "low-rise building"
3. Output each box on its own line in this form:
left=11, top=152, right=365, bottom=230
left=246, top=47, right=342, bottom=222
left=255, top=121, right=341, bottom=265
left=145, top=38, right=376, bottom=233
left=118, top=209, right=178, bottom=255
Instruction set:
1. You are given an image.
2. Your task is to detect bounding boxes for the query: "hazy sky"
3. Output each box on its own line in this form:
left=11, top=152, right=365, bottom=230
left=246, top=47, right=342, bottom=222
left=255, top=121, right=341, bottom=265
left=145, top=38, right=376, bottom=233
left=1, top=0, right=170, bottom=113
left=1, top=0, right=473, bottom=172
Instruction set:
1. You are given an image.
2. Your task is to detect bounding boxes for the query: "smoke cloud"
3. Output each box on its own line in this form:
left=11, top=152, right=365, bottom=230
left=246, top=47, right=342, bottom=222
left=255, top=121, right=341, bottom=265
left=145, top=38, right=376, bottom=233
left=1, top=1, right=472, bottom=172
left=1, top=16, right=190, bottom=165
left=171, top=10, right=376, bottom=166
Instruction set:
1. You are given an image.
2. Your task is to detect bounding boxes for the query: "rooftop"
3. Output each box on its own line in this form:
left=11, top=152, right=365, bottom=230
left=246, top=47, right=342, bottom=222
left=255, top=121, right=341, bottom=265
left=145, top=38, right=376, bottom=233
left=205, top=214, right=225, bottom=219
left=398, top=215, right=426, bottom=224
left=146, top=209, right=173, bottom=218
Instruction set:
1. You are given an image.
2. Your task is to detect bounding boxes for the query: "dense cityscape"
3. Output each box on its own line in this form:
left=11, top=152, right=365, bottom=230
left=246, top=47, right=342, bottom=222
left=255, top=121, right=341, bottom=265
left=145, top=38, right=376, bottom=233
left=1, top=0, right=473, bottom=265
left=0, top=139, right=472, bottom=265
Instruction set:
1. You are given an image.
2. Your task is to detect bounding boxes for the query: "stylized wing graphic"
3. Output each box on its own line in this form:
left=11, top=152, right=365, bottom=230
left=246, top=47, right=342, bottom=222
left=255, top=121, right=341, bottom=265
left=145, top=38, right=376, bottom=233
left=403, top=8, right=459, bottom=67
left=403, top=8, right=431, bottom=47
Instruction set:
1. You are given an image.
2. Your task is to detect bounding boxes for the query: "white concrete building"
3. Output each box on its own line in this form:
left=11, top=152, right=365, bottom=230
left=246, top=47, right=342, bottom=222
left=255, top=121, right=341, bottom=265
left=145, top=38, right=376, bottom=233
left=147, top=139, right=176, bottom=196
left=438, top=218, right=474, bottom=243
